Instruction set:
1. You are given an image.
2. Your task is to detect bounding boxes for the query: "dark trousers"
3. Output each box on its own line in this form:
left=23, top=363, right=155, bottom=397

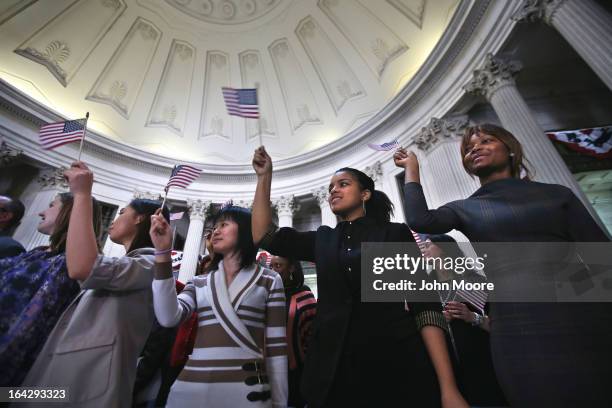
left=490, top=303, right=612, bottom=408
left=319, top=335, right=441, bottom=408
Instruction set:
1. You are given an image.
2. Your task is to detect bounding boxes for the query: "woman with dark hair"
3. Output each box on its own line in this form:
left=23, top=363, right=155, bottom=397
left=21, top=161, right=168, bottom=408
left=133, top=228, right=217, bottom=408
left=151, top=205, right=288, bottom=407
left=252, top=147, right=467, bottom=408
left=396, top=123, right=612, bottom=407
left=270, top=256, right=316, bottom=408
left=423, top=234, right=507, bottom=407
left=0, top=192, right=102, bottom=386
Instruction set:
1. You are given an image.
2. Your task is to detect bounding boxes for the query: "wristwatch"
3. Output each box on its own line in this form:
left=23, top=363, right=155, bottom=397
left=471, top=312, right=484, bottom=326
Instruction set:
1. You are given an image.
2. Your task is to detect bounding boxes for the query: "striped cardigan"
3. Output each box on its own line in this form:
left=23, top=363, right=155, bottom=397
left=152, top=261, right=288, bottom=407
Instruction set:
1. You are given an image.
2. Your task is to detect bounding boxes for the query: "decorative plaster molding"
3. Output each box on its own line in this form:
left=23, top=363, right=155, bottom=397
left=187, top=198, right=212, bottom=220
left=463, top=53, right=522, bottom=100
left=364, top=161, right=383, bottom=183
left=165, top=0, right=283, bottom=25
left=273, top=195, right=300, bottom=216
left=133, top=190, right=163, bottom=200
left=14, top=0, right=126, bottom=86
left=0, top=0, right=495, bottom=187
left=312, top=186, right=330, bottom=207
left=511, top=0, right=567, bottom=25
left=414, top=116, right=469, bottom=153
left=0, top=141, right=23, bottom=167
left=86, top=17, right=161, bottom=118
left=37, top=166, right=68, bottom=190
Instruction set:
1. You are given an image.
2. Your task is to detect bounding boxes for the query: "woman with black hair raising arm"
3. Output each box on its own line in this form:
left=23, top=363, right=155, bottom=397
left=150, top=204, right=288, bottom=408
left=252, top=147, right=467, bottom=408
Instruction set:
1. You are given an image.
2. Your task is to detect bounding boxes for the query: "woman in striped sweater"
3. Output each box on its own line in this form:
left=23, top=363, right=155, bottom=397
left=150, top=205, right=288, bottom=407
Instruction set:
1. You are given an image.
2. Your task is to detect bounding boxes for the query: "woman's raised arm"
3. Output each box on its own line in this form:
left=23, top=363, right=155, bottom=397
left=394, top=148, right=461, bottom=234
left=64, top=162, right=98, bottom=281
left=252, top=146, right=274, bottom=244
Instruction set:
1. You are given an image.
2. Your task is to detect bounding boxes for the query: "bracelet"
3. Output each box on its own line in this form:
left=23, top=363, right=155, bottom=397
left=154, top=248, right=172, bottom=256
left=471, top=312, right=484, bottom=326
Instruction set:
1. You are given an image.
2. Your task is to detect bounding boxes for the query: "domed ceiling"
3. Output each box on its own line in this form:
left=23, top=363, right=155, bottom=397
left=0, top=0, right=459, bottom=165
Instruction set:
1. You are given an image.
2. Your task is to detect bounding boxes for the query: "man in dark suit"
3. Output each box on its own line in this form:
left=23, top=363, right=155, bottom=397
left=0, top=195, right=25, bottom=258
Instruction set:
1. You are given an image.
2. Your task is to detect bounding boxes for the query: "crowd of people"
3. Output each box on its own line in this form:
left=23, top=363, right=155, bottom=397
left=0, top=123, right=610, bottom=407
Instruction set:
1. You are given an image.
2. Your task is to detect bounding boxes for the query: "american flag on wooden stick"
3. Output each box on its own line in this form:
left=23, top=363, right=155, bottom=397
left=166, top=165, right=202, bottom=189
left=169, top=211, right=185, bottom=221
left=222, top=87, right=259, bottom=118
left=367, top=140, right=399, bottom=151
left=39, top=118, right=86, bottom=150
left=411, top=230, right=488, bottom=313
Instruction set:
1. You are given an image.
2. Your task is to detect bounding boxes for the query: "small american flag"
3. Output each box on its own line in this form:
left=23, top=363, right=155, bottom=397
left=222, top=87, right=259, bottom=118
left=171, top=250, right=183, bottom=271
left=257, top=251, right=272, bottom=268
left=166, top=165, right=202, bottom=189
left=39, top=119, right=86, bottom=150
left=455, top=288, right=487, bottom=315
left=412, top=230, right=488, bottom=313
left=169, top=211, right=184, bottom=221
left=367, top=140, right=399, bottom=151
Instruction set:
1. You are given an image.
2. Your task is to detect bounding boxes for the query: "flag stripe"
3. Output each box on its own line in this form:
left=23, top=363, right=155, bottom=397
left=40, top=130, right=83, bottom=142
left=410, top=228, right=488, bottom=311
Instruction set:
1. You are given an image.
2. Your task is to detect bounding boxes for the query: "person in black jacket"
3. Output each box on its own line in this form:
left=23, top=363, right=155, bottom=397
left=0, top=195, right=25, bottom=258
left=132, top=318, right=178, bottom=407
left=251, top=147, right=468, bottom=408
left=395, top=123, right=612, bottom=408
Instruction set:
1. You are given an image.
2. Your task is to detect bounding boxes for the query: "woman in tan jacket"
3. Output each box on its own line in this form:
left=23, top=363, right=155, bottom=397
left=21, top=162, right=168, bottom=408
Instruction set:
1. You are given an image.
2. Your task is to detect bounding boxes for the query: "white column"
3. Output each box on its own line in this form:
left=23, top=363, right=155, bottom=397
left=178, top=199, right=210, bottom=282
left=13, top=167, right=67, bottom=250
left=513, top=0, right=612, bottom=91
left=312, top=186, right=337, bottom=228
left=464, top=54, right=586, bottom=196
left=414, top=116, right=480, bottom=208
left=274, top=195, right=298, bottom=228
left=364, top=161, right=384, bottom=191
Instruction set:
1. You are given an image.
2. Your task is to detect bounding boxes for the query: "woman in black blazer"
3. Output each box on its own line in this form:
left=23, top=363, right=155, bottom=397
left=395, top=123, right=612, bottom=408
left=251, top=147, right=468, bottom=408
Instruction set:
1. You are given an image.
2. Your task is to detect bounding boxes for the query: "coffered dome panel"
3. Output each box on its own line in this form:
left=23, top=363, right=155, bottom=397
left=0, top=0, right=460, bottom=166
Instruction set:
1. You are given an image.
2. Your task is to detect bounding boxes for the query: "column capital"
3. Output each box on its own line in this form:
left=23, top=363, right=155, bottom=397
left=37, top=167, right=68, bottom=191
left=0, top=141, right=22, bottom=167
left=233, top=199, right=253, bottom=209
left=273, top=195, right=299, bottom=217
left=511, top=0, right=567, bottom=24
left=363, top=161, right=383, bottom=184
left=312, top=186, right=330, bottom=207
left=133, top=190, right=163, bottom=200
left=414, top=116, right=469, bottom=153
left=187, top=199, right=212, bottom=221
left=463, top=54, right=522, bottom=100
